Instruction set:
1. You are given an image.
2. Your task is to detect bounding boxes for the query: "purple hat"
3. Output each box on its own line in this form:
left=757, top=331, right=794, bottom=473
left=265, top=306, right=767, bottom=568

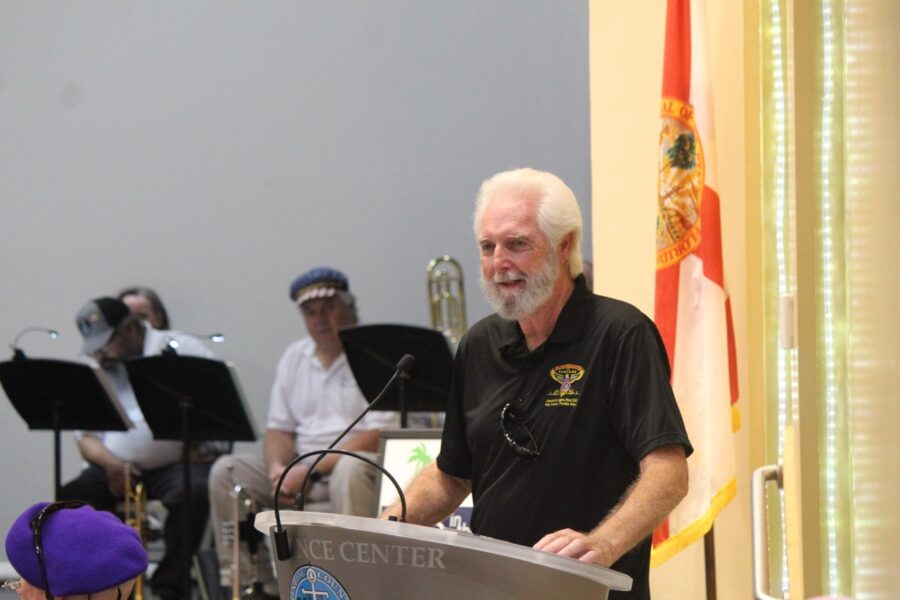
left=75, top=297, right=131, bottom=355
left=5, top=502, right=148, bottom=596
left=289, top=267, right=350, bottom=305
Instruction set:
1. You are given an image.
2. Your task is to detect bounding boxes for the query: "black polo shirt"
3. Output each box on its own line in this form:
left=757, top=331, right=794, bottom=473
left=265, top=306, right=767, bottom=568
left=437, top=275, right=692, bottom=600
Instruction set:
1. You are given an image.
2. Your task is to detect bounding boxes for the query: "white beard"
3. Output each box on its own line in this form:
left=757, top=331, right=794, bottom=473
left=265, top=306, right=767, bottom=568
left=480, top=256, right=559, bottom=321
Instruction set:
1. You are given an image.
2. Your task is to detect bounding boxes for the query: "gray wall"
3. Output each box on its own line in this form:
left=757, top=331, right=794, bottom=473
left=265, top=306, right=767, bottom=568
left=0, top=1, right=591, bottom=558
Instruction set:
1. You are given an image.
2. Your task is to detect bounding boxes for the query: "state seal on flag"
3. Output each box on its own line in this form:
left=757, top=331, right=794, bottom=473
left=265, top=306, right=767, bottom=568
left=656, top=96, right=705, bottom=269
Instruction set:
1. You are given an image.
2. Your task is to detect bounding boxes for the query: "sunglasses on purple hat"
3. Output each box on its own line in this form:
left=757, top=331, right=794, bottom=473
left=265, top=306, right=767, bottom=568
left=28, top=501, right=136, bottom=600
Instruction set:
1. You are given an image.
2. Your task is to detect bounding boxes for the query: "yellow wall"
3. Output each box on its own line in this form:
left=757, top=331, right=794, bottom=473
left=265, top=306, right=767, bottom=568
left=589, top=1, right=755, bottom=598
left=837, top=1, right=900, bottom=595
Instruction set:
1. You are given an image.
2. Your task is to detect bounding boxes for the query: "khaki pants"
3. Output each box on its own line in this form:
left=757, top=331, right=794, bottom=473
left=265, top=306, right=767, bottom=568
left=208, top=451, right=379, bottom=591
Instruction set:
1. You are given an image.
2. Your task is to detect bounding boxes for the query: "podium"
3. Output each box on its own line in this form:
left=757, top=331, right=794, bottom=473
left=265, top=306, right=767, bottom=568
left=256, top=511, right=631, bottom=599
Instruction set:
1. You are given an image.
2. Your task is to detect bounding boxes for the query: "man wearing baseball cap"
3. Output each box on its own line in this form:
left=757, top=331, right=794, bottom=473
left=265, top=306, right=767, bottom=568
left=207, top=267, right=397, bottom=598
left=4, top=501, right=148, bottom=599
left=59, top=297, right=217, bottom=600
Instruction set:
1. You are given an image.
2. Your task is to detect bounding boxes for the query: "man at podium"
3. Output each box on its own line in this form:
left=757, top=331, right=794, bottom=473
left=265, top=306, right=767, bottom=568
left=383, top=169, right=693, bottom=599
left=58, top=297, right=217, bottom=600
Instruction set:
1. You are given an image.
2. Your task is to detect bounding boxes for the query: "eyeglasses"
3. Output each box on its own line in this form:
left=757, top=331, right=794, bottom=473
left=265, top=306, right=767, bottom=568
left=30, top=500, right=88, bottom=600
left=500, top=401, right=541, bottom=459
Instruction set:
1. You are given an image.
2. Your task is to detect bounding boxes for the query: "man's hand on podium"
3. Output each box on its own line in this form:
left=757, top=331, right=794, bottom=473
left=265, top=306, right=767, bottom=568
left=533, top=528, right=615, bottom=567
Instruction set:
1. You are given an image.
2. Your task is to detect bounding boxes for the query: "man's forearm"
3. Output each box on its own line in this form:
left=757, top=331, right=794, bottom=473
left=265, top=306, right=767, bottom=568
left=77, top=435, right=119, bottom=469
left=310, top=429, right=381, bottom=476
left=264, top=430, right=297, bottom=474
left=381, top=463, right=471, bottom=526
left=264, top=428, right=381, bottom=477
left=533, top=444, right=688, bottom=566
left=589, top=445, right=689, bottom=564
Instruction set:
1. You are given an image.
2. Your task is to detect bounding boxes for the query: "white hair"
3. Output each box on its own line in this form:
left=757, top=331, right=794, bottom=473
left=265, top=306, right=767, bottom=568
left=473, top=168, right=584, bottom=277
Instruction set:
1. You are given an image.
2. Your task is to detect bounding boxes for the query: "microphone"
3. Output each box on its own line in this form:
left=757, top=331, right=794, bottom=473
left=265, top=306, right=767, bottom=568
left=395, top=353, right=415, bottom=374
left=272, top=353, right=415, bottom=560
left=10, top=326, right=60, bottom=360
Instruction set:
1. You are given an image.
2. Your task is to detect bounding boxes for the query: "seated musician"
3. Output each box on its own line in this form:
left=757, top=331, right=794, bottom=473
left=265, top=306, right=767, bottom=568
left=4, top=501, right=148, bottom=599
left=58, top=297, right=216, bottom=600
left=117, top=285, right=171, bottom=330
left=208, top=267, right=398, bottom=598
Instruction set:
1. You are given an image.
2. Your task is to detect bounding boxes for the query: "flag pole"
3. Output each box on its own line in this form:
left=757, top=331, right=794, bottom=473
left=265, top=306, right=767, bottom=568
left=704, top=526, right=717, bottom=600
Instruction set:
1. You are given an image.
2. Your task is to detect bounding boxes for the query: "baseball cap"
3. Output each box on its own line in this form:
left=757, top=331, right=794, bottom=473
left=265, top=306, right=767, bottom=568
left=75, top=297, right=131, bottom=355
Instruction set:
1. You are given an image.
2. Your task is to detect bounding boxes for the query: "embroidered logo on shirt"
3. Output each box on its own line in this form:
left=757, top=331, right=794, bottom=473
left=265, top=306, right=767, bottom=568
left=545, top=363, right=585, bottom=407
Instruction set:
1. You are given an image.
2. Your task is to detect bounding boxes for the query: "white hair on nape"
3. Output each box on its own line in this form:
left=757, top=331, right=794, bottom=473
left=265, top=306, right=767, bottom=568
left=473, top=168, right=583, bottom=277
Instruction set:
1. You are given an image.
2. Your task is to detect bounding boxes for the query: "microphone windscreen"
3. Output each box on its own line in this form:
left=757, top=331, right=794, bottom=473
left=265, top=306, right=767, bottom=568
left=396, top=353, right=415, bottom=374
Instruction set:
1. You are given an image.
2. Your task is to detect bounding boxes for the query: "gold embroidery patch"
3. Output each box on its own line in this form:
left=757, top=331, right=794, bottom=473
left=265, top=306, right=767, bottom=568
left=545, top=363, right=585, bottom=407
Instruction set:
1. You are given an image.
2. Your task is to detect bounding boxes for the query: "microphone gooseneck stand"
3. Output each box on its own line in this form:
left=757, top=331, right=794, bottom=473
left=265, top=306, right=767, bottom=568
left=272, top=353, right=415, bottom=561
left=272, top=449, right=409, bottom=561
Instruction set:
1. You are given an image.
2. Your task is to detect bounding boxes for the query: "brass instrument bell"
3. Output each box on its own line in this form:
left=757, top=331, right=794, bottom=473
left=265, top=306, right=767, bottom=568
left=427, top=256, right=467, bottom=346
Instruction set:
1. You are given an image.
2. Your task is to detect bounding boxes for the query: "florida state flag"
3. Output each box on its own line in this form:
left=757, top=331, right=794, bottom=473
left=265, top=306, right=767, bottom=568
left=651, top=0, right=739, bottom=565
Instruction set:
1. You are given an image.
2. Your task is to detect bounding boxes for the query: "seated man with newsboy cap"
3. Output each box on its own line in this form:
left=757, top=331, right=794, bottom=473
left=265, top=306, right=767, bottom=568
left=4, top=501, right=148, bottom=599
left=208, top=267, right=398, bottom=598
left=58, top=297, right=217, bottom=600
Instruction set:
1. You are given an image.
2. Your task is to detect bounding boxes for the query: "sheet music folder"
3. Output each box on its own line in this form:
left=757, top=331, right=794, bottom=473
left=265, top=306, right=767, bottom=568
left=339, top=324, right=453, bottom=414
left=124, top=355, right=256, bottom=442
left=0, top=358, right=132, bottom=431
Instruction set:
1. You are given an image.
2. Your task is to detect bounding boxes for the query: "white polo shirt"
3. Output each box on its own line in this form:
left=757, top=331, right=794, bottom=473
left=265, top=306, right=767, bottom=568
left=266, top=337, right=398, bottom=461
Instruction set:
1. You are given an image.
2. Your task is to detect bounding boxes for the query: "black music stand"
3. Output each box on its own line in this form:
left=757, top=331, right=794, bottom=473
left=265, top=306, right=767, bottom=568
left=339, top=324, right=453, bottom=427
left=125, top=354, right=257, bottom=597
left=0, top=356, right=132, bottom=500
